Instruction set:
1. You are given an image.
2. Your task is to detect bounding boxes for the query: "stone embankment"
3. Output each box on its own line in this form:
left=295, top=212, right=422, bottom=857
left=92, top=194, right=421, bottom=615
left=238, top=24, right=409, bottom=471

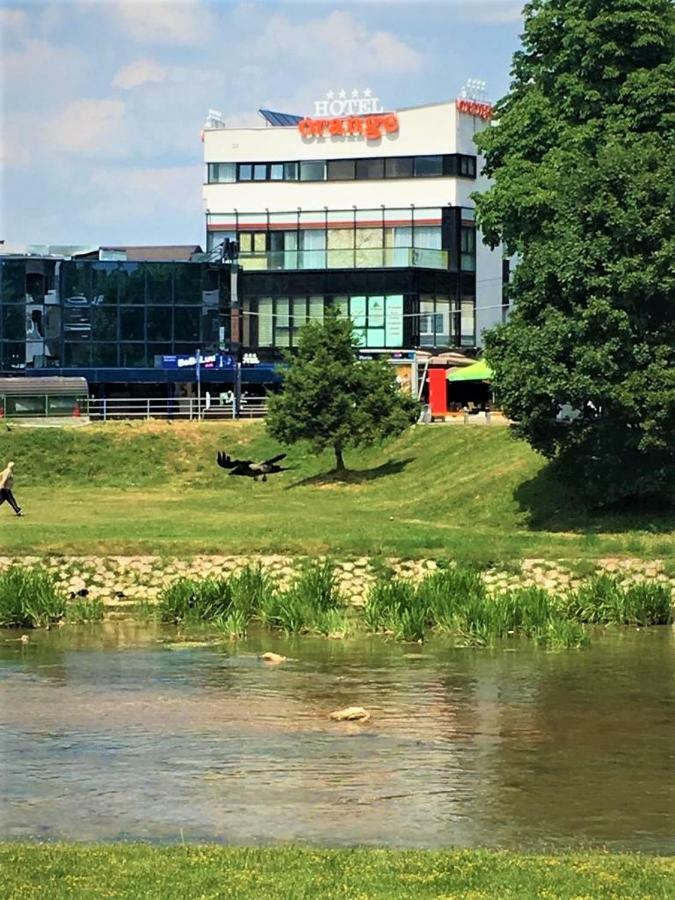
left=0, top=555, right=673, bottom=618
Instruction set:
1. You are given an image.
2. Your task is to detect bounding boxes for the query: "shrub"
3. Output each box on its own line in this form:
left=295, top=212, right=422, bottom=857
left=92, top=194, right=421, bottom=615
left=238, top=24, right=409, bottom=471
left=0, top=566, right=66, bottom=628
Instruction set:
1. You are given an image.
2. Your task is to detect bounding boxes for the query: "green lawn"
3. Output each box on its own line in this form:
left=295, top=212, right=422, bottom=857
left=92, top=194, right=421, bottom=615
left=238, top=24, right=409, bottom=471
left=2, top=844, right=673, bottom=899
left=0, top=421, right=672, bottom=561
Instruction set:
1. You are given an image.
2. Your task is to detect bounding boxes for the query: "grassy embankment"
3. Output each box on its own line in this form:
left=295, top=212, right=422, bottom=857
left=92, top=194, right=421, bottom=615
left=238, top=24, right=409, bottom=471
left=2, top=844, right=674, bottom=899
left=0, top=421, right=673, bottom=561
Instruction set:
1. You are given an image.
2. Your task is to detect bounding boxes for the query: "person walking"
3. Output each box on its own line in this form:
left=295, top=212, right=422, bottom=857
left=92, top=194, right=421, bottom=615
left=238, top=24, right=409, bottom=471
left=0, top=461, right=23, bottom=516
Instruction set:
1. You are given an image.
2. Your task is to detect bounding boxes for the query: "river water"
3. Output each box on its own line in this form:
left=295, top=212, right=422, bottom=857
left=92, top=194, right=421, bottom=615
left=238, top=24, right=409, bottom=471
left=1, top=623, right=673, bottom=851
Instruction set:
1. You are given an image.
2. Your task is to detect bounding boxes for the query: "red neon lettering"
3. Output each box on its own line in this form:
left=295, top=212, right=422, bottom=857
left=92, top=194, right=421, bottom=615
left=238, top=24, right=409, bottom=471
left=298, top=114, right=399, bottom=140
left=456, top=98, right=493, bottom=121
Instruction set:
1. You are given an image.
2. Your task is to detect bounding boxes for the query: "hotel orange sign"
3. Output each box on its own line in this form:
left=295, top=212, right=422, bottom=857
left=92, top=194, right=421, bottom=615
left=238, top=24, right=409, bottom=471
left=298, top=113, right=399, bottom=140
left=456, top=98, right=493, bottom=120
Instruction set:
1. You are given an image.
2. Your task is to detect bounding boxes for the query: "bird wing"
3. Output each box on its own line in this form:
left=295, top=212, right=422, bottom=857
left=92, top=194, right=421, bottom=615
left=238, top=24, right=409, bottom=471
left=263, top=453, right=287, bottom=466
left=217, top=451, right=251, bottom=470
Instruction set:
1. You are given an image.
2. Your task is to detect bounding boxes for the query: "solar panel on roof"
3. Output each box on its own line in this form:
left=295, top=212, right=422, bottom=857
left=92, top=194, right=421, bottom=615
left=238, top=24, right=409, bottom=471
left=258, top=109, right=303, bottom=126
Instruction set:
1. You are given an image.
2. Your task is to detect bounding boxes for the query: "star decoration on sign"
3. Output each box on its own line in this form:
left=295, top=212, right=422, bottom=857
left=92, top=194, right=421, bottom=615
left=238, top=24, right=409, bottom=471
left=326, top=90, right=334, bottom=100
left=363, top=88, right=372, bottom=98
left=351, top=89, right=359, bottom=98
left=338, top=89, right=346, bottom=99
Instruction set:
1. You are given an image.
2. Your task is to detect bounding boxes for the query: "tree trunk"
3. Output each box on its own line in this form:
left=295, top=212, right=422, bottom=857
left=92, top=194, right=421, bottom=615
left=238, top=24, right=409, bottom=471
left=334, top=445, right=346, bottom=472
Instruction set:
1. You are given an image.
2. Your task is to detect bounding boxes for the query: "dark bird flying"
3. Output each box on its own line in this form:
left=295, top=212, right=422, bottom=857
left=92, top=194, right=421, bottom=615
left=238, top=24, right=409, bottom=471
left=217, top=451, right=289, bottom=482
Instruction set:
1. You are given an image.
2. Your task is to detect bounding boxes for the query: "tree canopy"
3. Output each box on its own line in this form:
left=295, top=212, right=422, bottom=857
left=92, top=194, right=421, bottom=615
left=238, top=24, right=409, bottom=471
left=265, top=308, right=418, bottom=472
left=475, top=0, right=675, bottom=504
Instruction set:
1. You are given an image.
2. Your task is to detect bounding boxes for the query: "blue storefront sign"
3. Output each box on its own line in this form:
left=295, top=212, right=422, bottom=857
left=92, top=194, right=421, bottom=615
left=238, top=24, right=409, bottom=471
left=159, top=353, right=235, bottom=370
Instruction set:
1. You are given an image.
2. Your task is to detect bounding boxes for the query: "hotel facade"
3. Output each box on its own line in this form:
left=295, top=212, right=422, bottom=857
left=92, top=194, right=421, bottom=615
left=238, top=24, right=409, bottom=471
left=203, top=94, right=504, bottom=356
left=0, top=93, right=506, bottom=396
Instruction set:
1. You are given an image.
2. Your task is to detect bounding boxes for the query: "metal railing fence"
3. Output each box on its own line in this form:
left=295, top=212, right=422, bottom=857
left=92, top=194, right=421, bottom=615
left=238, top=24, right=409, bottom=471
left=86, top=397, right=267, bottom=421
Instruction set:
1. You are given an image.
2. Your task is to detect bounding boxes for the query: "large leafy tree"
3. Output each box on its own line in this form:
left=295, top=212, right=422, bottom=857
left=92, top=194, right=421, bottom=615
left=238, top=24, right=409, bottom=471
left=266, top=308, right=418, bottom=472
left=475, top=0, right=675, bottom=504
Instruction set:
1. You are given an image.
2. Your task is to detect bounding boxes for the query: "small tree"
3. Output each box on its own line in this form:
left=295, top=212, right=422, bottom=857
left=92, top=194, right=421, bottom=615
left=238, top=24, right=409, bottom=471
left=266, top=307, right=418, bottom=472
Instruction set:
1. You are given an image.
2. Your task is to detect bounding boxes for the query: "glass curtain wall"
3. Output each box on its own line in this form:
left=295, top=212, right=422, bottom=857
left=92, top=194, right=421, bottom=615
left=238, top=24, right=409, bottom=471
left=15, top=261, right=229, bottom=371
left=208, top=208, right=448, bottom=272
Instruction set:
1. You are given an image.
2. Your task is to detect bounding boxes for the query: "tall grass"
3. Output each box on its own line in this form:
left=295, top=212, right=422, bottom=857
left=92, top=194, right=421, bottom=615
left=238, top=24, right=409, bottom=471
left=0, top=566, right=66, bottom=628
left=260, top=560, right=347, bottom=635
left=66, top=598, right=104, bottom=624
left=148, top=561, right=674, bottom=649
left=158, top=560, right=347, bottom=637
left=157, top=575, right=233, bottom=624
left=364, top=579, right=426, bottom=641
left=564, top=575, right=673, bottom=625
left=364, top=570, right=589, bottom=648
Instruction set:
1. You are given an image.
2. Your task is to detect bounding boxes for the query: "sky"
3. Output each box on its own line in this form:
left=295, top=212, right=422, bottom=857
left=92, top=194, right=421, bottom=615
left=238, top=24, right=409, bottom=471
left=1, top=0, right=523, bottom=248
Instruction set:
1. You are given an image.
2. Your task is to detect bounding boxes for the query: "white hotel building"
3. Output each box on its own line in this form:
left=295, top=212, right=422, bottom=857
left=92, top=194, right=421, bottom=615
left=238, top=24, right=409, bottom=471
left=202, top=91, right=505, bottom=356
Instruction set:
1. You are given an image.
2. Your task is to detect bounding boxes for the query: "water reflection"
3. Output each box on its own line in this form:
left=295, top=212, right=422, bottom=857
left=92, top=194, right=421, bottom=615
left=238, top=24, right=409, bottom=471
left=1, top=624, right=673, bottom=850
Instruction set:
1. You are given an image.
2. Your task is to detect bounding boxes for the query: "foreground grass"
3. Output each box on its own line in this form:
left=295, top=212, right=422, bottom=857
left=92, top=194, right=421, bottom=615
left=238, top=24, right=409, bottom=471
left=2, top=844, right=673, bottom=899
left=0, top=421, right=672, bottom=561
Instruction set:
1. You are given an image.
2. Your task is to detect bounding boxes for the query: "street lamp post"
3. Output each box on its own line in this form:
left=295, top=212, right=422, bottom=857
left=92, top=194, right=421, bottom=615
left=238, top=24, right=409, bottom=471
left=195, top=347, right=202, bottom=420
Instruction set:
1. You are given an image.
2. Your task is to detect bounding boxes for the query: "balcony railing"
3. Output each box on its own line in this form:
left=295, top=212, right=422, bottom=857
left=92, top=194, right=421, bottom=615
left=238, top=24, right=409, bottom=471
left=237, top=246, right=448, bottom=272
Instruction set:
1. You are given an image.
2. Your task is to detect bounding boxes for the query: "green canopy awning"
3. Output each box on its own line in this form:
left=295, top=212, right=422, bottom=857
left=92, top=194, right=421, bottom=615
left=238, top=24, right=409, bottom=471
left=447, top=359, right=494, bottom=382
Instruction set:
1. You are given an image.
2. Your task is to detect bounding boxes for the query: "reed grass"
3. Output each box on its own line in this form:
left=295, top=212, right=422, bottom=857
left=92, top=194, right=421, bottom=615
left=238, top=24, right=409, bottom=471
left=157, top=576, right=233, bottom=624
left=147, top=560, right=673, bottom=649
left=364, top=570, right=590, bottom=647
left=66, top=598, right=104, bottom=624
left=259, top=560, right=346, bottom=634
left=564, top=574, right=673, bottom=625
left=0, top=566, right=66, bottom=628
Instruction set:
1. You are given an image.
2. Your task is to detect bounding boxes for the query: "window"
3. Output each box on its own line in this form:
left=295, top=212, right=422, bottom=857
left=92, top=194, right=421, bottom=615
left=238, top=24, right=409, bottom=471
left=120, top=307, right=144, bottom=341
left=276, top=297, right=290, bottom=347
left=461, top=300, right=475, bottom=346
left=419, top=297, right=436, bottom=347
left=384, top=157, right=413, bottom=178
left=300, top=160, right=326, bottom=181
left=253, top=163, right=267, bottom=181
left=207, top=163, right=236, bottom=183
left=298, top=230, right=326, bottom=269
left=461, top=227, right=476, bottom=271
left=174, top=307, right=201, bottom=342
left=270, top=163, right=284, bottom=180
left=414, top=155, right=443, bottom=176
left=258, top=297, right=273, bottom=346
left=238, top=163, right=253, bottom=181
left=356, top=158, right=384, bottom=180
left=327, top=159, right=355, bottom=180
left=284, top=162, right=299, bottom=180
left=460, top=156, right=476, bottom=177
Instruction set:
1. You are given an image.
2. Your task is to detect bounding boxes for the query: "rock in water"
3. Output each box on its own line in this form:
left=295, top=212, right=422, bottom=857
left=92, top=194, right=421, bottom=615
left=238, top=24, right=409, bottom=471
left=329, top=706, right=370, bottom=722
left=260, top=652, right=287, bottom=664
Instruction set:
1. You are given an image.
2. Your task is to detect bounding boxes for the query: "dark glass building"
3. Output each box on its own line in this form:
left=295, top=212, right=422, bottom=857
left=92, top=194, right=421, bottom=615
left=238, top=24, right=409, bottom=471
left=0, top=252, right=475, bottom=395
